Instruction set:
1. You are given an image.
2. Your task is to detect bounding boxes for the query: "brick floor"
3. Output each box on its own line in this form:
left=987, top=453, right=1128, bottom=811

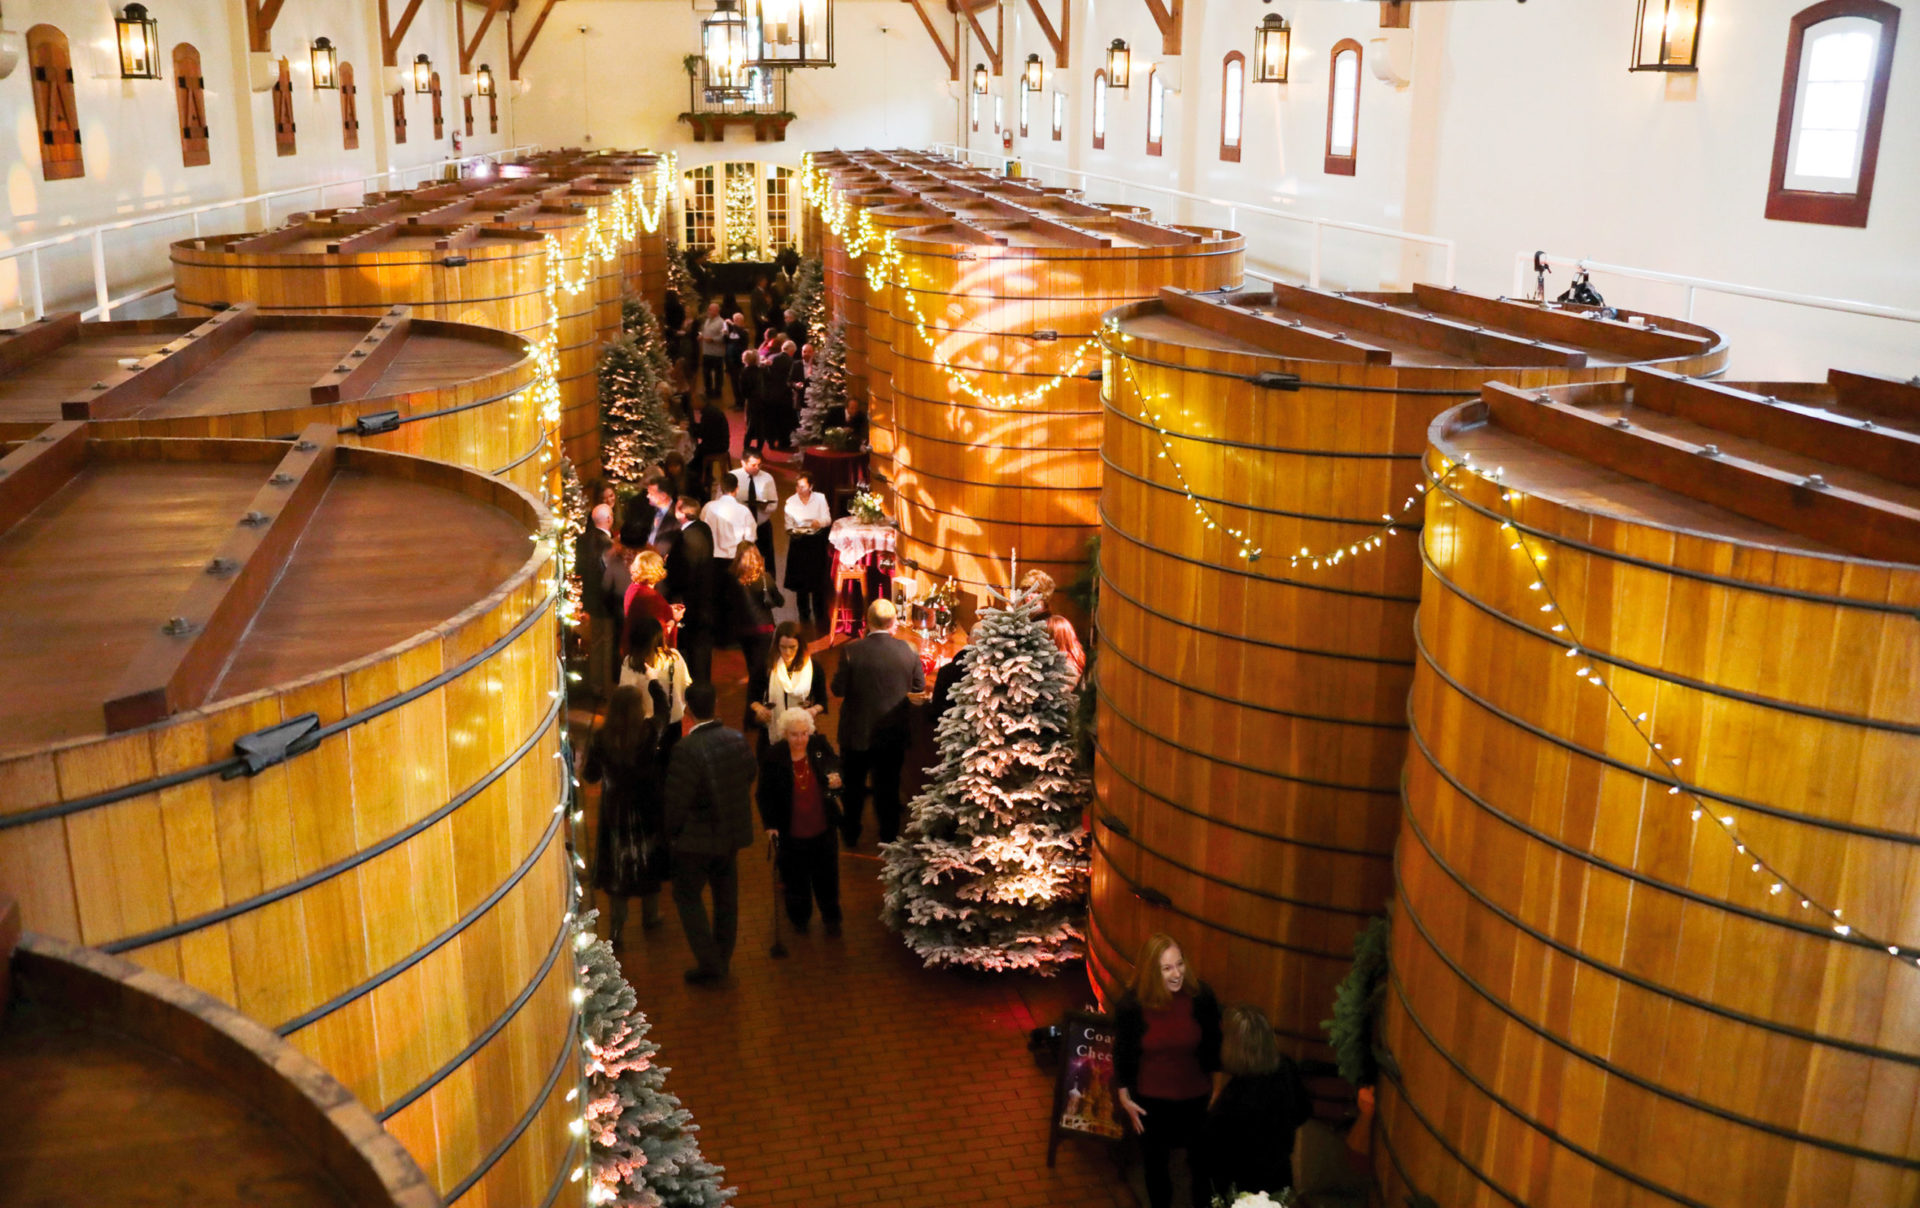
left=570, top=424, right=1138, bottom=1206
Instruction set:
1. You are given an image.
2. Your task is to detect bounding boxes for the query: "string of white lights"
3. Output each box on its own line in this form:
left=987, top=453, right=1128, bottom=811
left=1460, top=459, right=1916, bottom=969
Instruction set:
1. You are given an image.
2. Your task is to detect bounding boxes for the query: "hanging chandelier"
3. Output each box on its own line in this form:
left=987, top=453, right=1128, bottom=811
left=753, top=0, right=833, bottom=68
left=702, top=0, right=754, bottom=97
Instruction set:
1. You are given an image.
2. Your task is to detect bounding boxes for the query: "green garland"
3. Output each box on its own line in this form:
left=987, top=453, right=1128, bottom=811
left=1321, top=915, right=1390, bottom=1088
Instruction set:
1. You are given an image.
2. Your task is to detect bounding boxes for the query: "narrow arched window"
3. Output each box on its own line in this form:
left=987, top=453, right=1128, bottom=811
left=1220, top=52, right=1245, bottom=162
left=1766, top=0, right=1900, bottom=226
left=1145, top=66, right=1164, bottom=155
left=1052, top=90, right=1065, bottom=140
left=1019, top=84, right=1030, bottom=137
left=1325, top=39, right=1361, bottom=175
left=1092, top=69, right=1107, bottom=150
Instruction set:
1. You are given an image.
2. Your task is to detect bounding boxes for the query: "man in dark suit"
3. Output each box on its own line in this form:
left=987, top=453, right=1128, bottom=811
left=640, top=476, right=682, bottom=557
left=664, top=495, right=718, bottom=685
left=663, top=681, right=757, bottom=984
left=830, top=599, right=929, bottom=847
left=577, top=504, right=616, bottom=698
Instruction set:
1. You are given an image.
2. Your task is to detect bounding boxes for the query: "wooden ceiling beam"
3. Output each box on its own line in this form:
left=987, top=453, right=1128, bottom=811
left=379, top=0, right=428, bottom=67
left=509, top=0, right=560, bottom=80
left=1025, top=0, right=1069, bottom=68
left=1142, top=0, right=1181, bottom=55
left=902, top=0, right=959, bottom=81
left=460, top=0, right=507, bottom=74
left=961, top=0, right=1003, bottom=74
left=244, top=0, right=288, bottom=54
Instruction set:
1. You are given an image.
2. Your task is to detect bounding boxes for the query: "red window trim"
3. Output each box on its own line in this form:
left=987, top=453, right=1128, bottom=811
left=1324, top=39, right=1362, bottom=176
left=1019, top=87, right=1029, bottom=138
left=1092, top=69, right=1106, bottom=150
left=1145, top=66, right=1163, bottom=156
left=1765, top=0, right=1900, bottom=228
left=1220, top=51, right=1245, bottom=163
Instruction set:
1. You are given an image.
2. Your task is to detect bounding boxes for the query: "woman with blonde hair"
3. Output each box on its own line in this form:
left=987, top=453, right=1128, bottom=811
left=728, top=543, right=784, bottom=724
left=1018, top=568, right=1086, bottom=685
left=623, top=548, right=676, bottom=659
left=1112, top=932, right=1221, bottom=1208
left=1207, top=1003, right=1312, bottom=1199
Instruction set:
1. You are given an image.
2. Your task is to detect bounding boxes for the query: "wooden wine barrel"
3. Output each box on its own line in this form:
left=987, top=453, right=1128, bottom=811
left=1377, top=369, right=1920, bottom=1208
left=888, top=216, right=1245, bottom=600
left=2, top=923, right=438, bottom=1208
left=544, top=152, right=673, bottom=310
left=1090, top=285, right=1730, bottom=1056
left=822, top=183, right=897, bottom=411
left=864, top=199, right=960, bottom=498
left=0, top=306, right=552, bottom=502
left=0, top=426, right=582, bottom=1208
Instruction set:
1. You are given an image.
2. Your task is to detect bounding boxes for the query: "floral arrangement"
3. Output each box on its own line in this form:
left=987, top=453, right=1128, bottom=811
left=1213, top=1190, right=1297, bottom=1208
left=848, top=488, right=887, bottom=525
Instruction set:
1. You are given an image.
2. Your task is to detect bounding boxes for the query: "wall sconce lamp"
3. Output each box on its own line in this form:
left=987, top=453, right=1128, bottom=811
left=116, top=3, right=160, bottom=79
left=475, top=62, right=495, bottom=96
left=1023, top=53, right=1043, bottom=92
left=1631, top=0, right=1702, bottom=72
left=1252, top=13, right=1290, bottom=83
left=412, top=52, right=433, bottom=92
left=310, top=37, right=338, bottom=89
left=1106, top=38, right=1131, bottom=90
left=973, top=62, right=989, bottom=93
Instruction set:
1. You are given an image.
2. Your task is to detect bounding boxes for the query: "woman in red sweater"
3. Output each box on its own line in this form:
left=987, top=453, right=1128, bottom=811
left=1113, top=932, right=1222, bottom=1208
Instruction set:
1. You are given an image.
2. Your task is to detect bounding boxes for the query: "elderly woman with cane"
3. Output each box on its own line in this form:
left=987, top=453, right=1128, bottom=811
left=755, top=707, right=845, bottom=936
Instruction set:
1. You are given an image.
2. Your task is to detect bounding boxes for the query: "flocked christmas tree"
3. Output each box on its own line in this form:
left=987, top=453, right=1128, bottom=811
left=789, top=257, right=825, bottom=340
left=722, top=167, right=761, bottom=262
left=792, top=317, right=847, bottom=448
left=879, top=589, right=1092, bottom=974
left=623, top=297, right=674, bottom=381
left=599, top=328, right=677, bottom=486
left=579, top=914, right=733, bottom=1208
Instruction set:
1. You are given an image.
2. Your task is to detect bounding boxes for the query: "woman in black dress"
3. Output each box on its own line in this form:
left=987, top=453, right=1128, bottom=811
left=582, top=682, right=668, bottom=947
left=1207, top=1004, right=1313, bottom=1200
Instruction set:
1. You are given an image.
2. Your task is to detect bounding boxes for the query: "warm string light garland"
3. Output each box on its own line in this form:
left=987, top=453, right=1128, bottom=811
left=1456, top=458, right=1918, bottom=970
left=799, top=154, right=1100, bottom=412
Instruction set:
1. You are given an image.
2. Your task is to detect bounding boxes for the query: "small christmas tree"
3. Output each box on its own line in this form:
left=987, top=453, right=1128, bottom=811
left=665, top=237, right=699, bottom=314
left=623, top=297, right=674, bottom=382
left=879, top=591, right=1092, bottom=975
left=792, top=317, right=847, bottom=448
left=789, top=257, right=825, bottom=340
left=580, top=915, right=734, bottom=1208
left=600, top=333, right=677, bottom=486
left=560, top=457, right=588, bottom=636
left=722, top=167, right=761, bottom=262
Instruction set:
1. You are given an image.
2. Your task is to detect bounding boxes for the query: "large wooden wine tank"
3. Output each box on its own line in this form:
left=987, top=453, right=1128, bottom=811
left=1089, top=285, right=1730, bottom=1053
left=0, top=425, right=581, bottom=1208
left=821, top=176, right=895, bottom=410
left=863, top=196, right=958, bottom=496
left=3, top=923, right=438, bottom=1207
left=342, top=183, right=614, bottom=482
left=889, top=214, right=1244, bottom=597
left=541, top=151, right=673, bottom=310
left=0, top=306, right=550, bottom=500
left=1377, top=369, right=1920, bottom=1208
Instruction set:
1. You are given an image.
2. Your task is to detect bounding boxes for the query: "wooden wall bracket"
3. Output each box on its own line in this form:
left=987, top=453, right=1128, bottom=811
left=378, top=0, right=426, bottom=68
left=904, top=0, right=961, bottom=81
left=244, top=0, right=288, bottom=54
left=957, top=0, right=1004, bottom=75
left=1025, top=0, right=1070, bottom=68
left=458, top=0, right=507, bottom=74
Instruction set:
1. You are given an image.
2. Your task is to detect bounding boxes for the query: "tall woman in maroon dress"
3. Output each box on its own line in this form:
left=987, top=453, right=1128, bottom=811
left=1113, top=932, right=1223, bottom=1208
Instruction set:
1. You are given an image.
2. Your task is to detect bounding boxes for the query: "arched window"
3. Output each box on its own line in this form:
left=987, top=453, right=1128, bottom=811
left=1766, top=0, right=1900, bottom=226
left=684, top=164, right=717, bottom=250
left=1220, top=51, right=1245, bottom=163
left=994, top=93, right=1004, bottom=133
left=1052, top=90, right=1065, bottom=140
left=1324, top=39, right=1361, bottom=175
left=1019, top=83, right=1030, bottom=137
left=970, top=92, right=980, bottom=132
left=1092, top=69, right=1107, bottom=149
left=1145, top=66, right=1165, bottom=155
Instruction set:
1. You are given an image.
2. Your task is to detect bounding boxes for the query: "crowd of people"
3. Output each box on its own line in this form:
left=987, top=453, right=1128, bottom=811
left=573, top=279, right=929, bottom=983
left=1113, top=933, right=1316, bottom=1206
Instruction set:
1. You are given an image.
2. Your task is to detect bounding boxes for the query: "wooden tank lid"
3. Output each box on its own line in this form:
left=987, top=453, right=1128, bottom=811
left=176, top=221, right=546, bottom=257
left=898, top=214, right=1228, bottom=253
left=1111, top=283, right=1725, bottom=370
left=0, top=305, right=527, bottom=429
left=0, top=917, right=437, bottom=1208
left=1434, top=367, right=1920, bottom=567
left=0, top=423, right=538, bottom=754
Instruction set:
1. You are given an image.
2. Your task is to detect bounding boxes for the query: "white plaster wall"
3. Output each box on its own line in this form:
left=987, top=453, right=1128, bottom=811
left=952, top=0, right=1918, bottom=378
left=0, top=0, right=524, bottom=320
left=510, top=0, right=953, bottom=173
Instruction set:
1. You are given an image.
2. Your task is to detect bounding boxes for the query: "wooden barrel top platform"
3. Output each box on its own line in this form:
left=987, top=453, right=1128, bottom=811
left=1, top=916, right=439, bottom=1208
left=1089, top=284, right=1730, bottom=1053
left=887, top=210, right=1245, bottom=599
left=0, top=426, right=581, bottom=1208
left=0, top=306, right=551, bottom=500
left=1377, top=368, right=1920, bottom=1208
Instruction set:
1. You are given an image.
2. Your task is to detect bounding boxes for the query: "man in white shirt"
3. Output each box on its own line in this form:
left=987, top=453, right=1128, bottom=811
left=698, top=303, right=728, bottom=400
left=729, top=452, right=779, bottom=567
left=701, top=482, right=757, bottom=568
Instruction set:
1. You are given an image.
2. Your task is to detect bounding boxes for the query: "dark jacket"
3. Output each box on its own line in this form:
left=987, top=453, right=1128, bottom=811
left=930, top=648, right=970, bottom=728
left=663, top=720, right=757, bottom=856
left=762, top=352, right=794, bottom=404
left=665, top=518, right=720, bottom=631
left=755, top=733, right=843, bottom=836
left=1208, top=1064, right=1313, bottom=1196
left=740, top=363, right=766, bottom=414
left=728, top=571, right=784, bottom=639
left=1112, top=984, right=1223, bottom=1099
left=693, top=405, right=730, bottom=460
left=829, top=630, right=926, bottom=752
left=786, top=319, right=808, bottom=348
left=602, top=547, right=634, bottom=623
left=641, top=503, right=683, bottom=557
left=576, top=527, right=614, bottom=618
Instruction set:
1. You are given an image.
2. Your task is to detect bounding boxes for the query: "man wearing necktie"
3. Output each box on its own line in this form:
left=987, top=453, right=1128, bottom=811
left=731, top=453, right=779, bottom=569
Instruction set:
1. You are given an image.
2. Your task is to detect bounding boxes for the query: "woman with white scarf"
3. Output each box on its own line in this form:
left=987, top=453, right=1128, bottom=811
left=750, top=620, right=828, bottom=746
